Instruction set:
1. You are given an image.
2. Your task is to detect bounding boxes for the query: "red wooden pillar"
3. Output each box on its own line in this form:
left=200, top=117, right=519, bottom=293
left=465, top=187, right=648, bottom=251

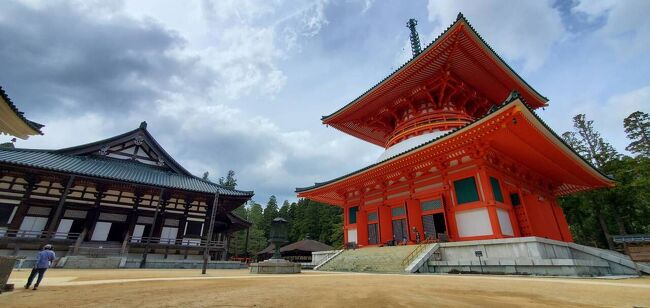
left=405, top=199, right=422, bottom=243
left=551, top=199, right=573, bottom=242
left=357, top=208, right=368, bottom=246
left=378, top=205, right=392, bottom=244
left=478, top=167, right=502, bottom=238
left=342, top=201, right=349, bottom=244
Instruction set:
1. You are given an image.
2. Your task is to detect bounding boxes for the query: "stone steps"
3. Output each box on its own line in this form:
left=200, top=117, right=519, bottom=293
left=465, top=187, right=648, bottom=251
left=318, top=245, right=416, bottom=273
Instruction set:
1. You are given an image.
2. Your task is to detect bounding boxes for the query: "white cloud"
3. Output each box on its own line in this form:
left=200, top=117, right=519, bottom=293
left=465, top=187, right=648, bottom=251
left=572, top=0, right=650, bottom=57
left=426, top=0, right=566, bottom=72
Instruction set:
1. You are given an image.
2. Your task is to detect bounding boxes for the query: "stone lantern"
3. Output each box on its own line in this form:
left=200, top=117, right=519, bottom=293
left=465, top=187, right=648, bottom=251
left=249, top=217, right=301, bottom=274
left=269, top=217, right=289, bottom=259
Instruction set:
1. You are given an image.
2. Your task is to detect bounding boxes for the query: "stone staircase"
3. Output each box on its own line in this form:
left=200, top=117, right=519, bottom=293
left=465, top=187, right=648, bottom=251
left=317, top=245, right=417, bottom=273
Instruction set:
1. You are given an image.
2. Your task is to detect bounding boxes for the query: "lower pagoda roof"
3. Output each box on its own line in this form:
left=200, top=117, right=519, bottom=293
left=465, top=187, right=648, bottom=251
left=0, top=85, right=44, bottom=139
left=296, top=92, right=614, bottom=204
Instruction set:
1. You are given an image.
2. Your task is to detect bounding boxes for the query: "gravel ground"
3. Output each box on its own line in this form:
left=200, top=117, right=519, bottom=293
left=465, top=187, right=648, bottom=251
left=3, top=269, right=650, bottom=307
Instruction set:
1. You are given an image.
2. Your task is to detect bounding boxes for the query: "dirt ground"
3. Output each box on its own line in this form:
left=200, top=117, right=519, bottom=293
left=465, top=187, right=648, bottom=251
left=3, top=269, right=650, bottom=307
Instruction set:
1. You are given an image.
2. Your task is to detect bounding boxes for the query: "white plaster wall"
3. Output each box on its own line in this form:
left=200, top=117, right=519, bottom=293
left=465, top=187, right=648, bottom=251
left=456, top=208, right=493, bottom=237
left=347, top=228, right=357, bottom=243
left=497, top=209, right=514, bottom=236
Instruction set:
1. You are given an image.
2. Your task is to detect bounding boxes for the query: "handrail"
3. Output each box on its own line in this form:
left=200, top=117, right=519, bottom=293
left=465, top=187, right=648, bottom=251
left=127, top=235, right=224, bottom=248
left=0, top=229, right=81, bottom=240
left=387, top=111, right=474, bottom=147
left=401, top=239, right=438, bottom=267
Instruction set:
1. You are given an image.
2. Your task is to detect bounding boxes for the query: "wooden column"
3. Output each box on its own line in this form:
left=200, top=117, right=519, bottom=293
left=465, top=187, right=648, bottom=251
left=222, top=232, right=231, bottom=261
left=8, top=175, right=38, bottom=230
left=244, top=227, right=250, bottom=257
left=357, top=207, right=369, bottom=247
left=121, top=192, right=143, bottom=255
left=178, top=197, right=192, bottom=245
left=85, top=185, right=107, bottom=242
left=478, top=166, right=503, bottom=238
left=378, top=185, right=392, bottom=244
left=202, top=192, right=219, bottom=274
left=140, top=188, right=165, bottom=268
left=46, top=175, right=76, bottom=239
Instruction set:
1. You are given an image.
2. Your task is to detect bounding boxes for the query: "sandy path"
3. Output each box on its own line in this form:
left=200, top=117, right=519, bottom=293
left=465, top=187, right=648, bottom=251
left=3, top=269, right=650, bottom=307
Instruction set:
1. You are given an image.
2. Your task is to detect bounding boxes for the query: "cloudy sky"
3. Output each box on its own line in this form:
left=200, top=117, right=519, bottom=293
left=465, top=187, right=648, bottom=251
left=1, top=0, right=649, bottom=204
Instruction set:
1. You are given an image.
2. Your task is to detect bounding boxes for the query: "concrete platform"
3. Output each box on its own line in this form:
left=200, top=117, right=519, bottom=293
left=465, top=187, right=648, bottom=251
left=421, top=237, right=650, bottom=276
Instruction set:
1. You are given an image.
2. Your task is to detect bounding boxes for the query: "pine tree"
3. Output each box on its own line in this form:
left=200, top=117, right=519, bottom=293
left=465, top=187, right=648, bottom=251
left=261, top=195, right=279, bottom=238
left=624, top=111, right=650, bottom=157
left=570, top=114, right=619, bottom=168
left=218, top=170, right=237, bottom=189
left=561, top=114, right=620, bottom=249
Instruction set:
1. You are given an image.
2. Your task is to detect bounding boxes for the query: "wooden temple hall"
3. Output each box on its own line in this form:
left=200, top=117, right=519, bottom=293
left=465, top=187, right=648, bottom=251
left=0, top=121, right=254, bottom=263
left=296, top=15, right=613, bottom=247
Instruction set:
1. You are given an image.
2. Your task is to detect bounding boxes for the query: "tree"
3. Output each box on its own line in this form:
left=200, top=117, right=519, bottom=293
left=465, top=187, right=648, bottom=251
left=218, top=170, right=238, bottom=189
left=261, top=195, right=279, bottom=238
left=561, top=114, right=620, bottom=249
left=624, top=111, right=650, bottom=157
left=569, top=114, right=619, bottom=168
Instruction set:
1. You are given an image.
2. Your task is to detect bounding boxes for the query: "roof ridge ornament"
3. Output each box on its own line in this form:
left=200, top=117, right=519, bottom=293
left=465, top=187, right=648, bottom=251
left=139, top=121, right=147, bottom=129
left=406, top=18, right=422, bottom=58
left=457, top=12, right=464, bottom=21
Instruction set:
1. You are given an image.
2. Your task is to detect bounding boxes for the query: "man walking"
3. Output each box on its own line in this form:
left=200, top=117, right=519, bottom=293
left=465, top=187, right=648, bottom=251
left=24, top=244, right=56, bottom=290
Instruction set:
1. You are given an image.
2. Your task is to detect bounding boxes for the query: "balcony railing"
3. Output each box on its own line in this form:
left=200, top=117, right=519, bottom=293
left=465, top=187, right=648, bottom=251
left=127, top=235, right=225, bottom=249
left=0, top=229, right=81, bottom=241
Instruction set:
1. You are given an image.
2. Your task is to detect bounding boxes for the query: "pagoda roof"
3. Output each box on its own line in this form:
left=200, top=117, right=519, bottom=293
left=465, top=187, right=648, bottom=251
left=297, top=92, right=613, bottom=204
left=322, top=13, right=549, bottom=147
left=0, top=123, right=254, bottom=199
left=0, top=85, right=44, bottom=139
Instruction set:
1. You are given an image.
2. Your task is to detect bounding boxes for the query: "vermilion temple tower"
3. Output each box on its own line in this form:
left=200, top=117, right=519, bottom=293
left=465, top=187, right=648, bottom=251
left=296, top=14, right=613, bottom=247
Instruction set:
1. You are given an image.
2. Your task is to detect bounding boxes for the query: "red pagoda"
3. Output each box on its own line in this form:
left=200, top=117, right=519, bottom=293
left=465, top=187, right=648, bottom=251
left=296, top=14, right=613, bottom=247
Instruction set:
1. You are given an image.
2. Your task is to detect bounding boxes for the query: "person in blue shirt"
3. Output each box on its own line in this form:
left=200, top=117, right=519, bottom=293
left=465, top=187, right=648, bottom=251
left=24, top=244, right=56, bottom=290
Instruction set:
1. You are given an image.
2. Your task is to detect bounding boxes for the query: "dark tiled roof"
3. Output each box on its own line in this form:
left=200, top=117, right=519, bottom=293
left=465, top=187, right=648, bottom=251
left=0, top=148, right=253, bottom=197
left=55, top=122, right=192, bottom=176
left=257, top=239, right=334, bottom=255
left=0, top=85, right=44, bottom=135
left=321, top=13, right=548, bottom=122
left=296, top=91, right=611, bottom=193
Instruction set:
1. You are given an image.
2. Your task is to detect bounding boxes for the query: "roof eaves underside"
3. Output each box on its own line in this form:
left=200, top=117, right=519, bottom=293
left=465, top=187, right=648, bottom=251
left=0, top=86, right=44, bottom=138
left=0, top=148, right=254, bottom=197
left=297, top=95, right=611, bottom=198
left=321, top=15, right=548, bottom=125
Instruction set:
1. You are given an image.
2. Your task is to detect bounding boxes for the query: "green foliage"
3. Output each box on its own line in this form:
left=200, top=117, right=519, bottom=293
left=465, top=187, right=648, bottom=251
left=261, top=195, right=279, bottom=238
left=226, top=198, right=343, bottom=257
left=624, top=111, right=650, bottom=157
left=560, top=111, right=650, bottom=249
left=218, top=170, right=237, bottom=189
left=569, top=114, right=619, bottom=168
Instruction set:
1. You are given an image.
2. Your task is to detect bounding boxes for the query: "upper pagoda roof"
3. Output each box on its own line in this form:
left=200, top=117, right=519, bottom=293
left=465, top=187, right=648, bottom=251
left=297, top=92, right=612, bottom=204
left=0, top=122, right=254, bottom=198
left=322, top=13, right=549, bottom=147
left=0, top=85, right=44, bottom=139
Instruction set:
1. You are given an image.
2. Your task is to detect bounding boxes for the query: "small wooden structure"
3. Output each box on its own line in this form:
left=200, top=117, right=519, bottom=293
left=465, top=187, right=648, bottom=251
left=613, top=234, right=650, bottom=262
left=257, top=239, right=334, bottom=263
